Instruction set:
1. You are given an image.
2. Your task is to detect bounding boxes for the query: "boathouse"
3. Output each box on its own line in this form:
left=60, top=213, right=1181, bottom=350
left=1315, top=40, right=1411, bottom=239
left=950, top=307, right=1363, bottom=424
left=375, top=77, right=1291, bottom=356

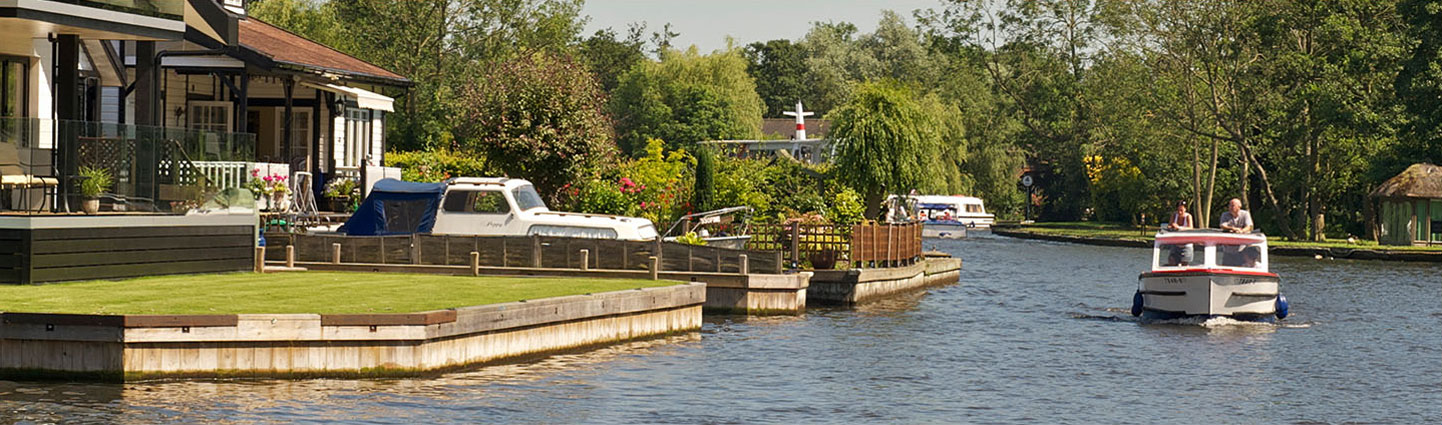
left=1371, top=163, right=1442, bottom=246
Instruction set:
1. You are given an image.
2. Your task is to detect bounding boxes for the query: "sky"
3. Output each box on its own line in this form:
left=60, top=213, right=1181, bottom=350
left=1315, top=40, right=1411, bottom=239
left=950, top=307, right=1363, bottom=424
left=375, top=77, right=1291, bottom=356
left=580, top=0, right=943, bottom=53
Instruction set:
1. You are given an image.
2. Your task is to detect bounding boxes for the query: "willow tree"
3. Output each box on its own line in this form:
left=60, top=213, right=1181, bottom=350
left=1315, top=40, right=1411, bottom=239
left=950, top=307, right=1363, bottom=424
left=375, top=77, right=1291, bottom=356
left=828, top=81, right=941, bottom=218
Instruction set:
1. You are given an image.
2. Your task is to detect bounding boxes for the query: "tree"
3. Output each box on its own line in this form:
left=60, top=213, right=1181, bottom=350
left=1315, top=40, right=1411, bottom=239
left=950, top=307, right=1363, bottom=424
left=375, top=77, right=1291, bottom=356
left=744, top=39, right=810, bottom=117
left=611, top=47, right=764, bottom=154
left=691, top=145, right=716, bottom=212
left=828, top=80, right=942, bottom=217
left=578, top=24, right=648, bottom=94
left=248, top=0, right=343, bottom=47
left=1394, top=0, right=1442, bottom=166
left=320, top=0, right=586, bottom=151
left=455, top=52, right=616, bottom=201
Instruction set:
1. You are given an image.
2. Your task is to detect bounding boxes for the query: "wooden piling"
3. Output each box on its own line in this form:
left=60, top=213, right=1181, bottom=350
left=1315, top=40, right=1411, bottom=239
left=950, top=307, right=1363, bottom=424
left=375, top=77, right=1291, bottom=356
left=739, top=254, right=749, bottom=275
left=580, top=249, right=590, bottom=271
left=648, top=256, right=659, bottom=280
left=254, top=246, right=265, bottom=273
left=285, top=245, right=295, bottom=268
left=331, top=243, right=342, bottom=264
left=470, top=251, right=480, bottom=276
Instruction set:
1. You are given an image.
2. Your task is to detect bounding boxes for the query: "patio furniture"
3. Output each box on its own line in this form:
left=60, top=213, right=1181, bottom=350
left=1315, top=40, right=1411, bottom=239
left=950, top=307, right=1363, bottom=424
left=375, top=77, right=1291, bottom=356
left=1, top=141, right=58, bottom=212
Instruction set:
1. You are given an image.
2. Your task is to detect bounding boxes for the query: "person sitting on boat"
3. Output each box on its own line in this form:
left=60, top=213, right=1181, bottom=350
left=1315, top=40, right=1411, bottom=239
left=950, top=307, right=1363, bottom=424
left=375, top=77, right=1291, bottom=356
left=1219, top=198, right=1254, bottom=234
left=1168, top=201, right=1194, bottom=231
left=1240, top=246, right=1262, bottom=268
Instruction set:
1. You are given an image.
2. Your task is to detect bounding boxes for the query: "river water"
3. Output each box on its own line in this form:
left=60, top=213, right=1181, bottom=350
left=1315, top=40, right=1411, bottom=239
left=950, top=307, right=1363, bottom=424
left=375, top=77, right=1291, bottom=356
left=2, top=234, right=1439, bottom=424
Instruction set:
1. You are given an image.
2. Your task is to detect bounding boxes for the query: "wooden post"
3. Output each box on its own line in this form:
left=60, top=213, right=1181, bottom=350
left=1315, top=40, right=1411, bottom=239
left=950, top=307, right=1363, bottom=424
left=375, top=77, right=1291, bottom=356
left=687, top=246, right=694, bottom=272
left=411, top=234, right=421, bottom=265
left=579, top=249, right=590, bottom=271
left=470, top=251, right=480, bottom=276
left=532, top=236, right=543, bottom=268
left=715, top=248, right=722, bottom=273
left=254, top=246, right=265, bottom=273
left=789, top=223, right=800, bottom=266
left=285, top=245, right=295, bottom=268
left=331, top=242, right=342, bottom=264
left=739, top=254, right=749, bottom=275
left=648, top=256, right=659, bottom=280
left=774, top=251, right=783, bottom=273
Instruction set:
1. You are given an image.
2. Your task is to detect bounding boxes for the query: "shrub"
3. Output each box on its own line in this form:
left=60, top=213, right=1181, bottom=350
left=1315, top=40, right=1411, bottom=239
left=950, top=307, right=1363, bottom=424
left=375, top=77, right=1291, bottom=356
left=386, top=150, right=490, bottom=183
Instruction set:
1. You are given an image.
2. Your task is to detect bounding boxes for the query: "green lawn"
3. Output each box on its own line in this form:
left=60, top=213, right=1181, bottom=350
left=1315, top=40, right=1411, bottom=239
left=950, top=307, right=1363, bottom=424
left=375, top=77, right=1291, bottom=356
left=0, top=272, right=675, bottom=315
left=1008, top=221, right=1442, bottom=252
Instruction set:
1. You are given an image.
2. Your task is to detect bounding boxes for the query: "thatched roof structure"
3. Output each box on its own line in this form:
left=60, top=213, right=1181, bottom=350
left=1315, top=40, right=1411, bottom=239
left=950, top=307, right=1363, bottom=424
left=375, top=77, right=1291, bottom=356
left=1371, top=163, right=1442, bottom=200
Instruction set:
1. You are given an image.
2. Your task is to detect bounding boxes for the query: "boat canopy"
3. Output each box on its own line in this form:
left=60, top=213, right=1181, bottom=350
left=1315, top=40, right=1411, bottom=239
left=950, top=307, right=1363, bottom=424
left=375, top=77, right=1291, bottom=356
left=1154, top=230, right=1266, bottom=246
left=338, top=179, right=447, bottom=236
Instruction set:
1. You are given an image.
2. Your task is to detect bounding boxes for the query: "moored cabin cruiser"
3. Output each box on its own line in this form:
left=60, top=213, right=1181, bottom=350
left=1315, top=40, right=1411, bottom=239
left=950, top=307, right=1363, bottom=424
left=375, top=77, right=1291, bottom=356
left=907, top=195, right=995, bottom=238
left=336, top=177, right=659, bottom=240
left=1132, top=229, right=1289, bottom=322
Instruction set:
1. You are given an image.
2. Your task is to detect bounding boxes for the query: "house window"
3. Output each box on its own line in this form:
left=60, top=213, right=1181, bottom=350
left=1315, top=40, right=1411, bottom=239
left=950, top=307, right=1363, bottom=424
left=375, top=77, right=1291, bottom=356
left=345, top=109, right=370, bottom=168
left=189, top=101, right=231, bottom=133
left=1, top=57, right=27, bottom=117
left=277, top=109, right=311, bottom=162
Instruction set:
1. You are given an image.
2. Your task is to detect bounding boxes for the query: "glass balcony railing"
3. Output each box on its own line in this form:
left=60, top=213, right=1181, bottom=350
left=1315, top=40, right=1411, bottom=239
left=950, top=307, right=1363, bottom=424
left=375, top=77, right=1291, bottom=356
left=44, top=0, right=185, bottom=20
left=1, top=117, right=256, bottom=215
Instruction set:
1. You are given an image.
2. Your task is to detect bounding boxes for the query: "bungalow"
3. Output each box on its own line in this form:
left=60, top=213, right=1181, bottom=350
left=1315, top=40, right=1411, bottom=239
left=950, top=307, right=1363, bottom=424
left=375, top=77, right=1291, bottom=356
left=114, top=2, right=411, bottom=204
left=1371, top=163, right=1442, bottom=246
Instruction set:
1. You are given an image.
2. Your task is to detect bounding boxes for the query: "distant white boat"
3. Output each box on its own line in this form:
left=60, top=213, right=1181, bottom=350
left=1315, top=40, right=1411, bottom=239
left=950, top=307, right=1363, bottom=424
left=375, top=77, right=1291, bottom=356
left=910, top=195, right=995, bottom=238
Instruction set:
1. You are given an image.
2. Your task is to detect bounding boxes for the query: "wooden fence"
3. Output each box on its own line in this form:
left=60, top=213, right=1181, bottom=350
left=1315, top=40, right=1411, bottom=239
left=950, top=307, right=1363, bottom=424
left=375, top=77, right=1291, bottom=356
left=746, top=222, right=923, bottom=269
left=263, top=233, right=782, bottom=275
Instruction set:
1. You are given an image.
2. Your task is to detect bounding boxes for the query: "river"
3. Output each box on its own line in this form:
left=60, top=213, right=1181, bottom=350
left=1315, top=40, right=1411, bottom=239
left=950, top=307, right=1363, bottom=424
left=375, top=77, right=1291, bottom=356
left=2, top=234, right=1439, bottom=424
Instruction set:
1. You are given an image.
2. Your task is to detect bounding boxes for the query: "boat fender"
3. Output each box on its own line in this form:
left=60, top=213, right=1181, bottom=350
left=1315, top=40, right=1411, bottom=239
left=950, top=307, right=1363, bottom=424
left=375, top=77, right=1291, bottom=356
left=1275, top=294, right=1289, bottom=319
left=1131, top=291, right=1143, bottom=317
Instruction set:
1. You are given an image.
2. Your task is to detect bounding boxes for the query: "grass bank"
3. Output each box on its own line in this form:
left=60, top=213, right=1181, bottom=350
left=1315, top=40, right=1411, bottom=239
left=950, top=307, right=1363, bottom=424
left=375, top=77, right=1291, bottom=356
left=0, top=272, right=674, bottom=315
left=999, top=221, right=1442, bottom=252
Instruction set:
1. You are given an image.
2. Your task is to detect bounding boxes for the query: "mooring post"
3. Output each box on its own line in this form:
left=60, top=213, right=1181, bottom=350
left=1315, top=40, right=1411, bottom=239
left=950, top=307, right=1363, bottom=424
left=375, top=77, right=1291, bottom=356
left=331, top=242, right=342, bottom=264
left=532, top=236, right=543, bottom=268
left=789, top=223, right=801, bottom=267
left=580, top=249, right=590, bottom=271
left=739, top=254, right=749, bottom=275
left=285, top=245, right=295, bottom=268
left=648, top=256, right=659, bottom=280
left=470, top=251, right=480, bottom=276
left=254, top=246, right=265, bottom=273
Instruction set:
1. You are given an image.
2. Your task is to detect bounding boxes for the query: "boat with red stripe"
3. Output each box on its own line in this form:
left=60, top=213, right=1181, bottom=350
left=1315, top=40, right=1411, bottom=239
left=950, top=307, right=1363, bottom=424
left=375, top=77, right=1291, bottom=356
left=1132, top=229, right=1289, bottom=322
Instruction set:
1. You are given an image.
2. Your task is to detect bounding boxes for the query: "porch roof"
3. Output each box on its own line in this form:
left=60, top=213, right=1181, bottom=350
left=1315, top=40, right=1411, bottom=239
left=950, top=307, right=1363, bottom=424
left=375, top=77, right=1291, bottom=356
left=235, top=17, right=409, bottom=87
left=302, top=82, right=394, bottom=112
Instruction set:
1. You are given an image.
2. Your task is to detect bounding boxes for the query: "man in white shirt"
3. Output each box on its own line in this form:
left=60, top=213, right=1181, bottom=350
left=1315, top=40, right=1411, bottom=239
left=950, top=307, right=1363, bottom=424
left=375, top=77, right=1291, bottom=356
left=1219, top=198, right=1254, bottom=233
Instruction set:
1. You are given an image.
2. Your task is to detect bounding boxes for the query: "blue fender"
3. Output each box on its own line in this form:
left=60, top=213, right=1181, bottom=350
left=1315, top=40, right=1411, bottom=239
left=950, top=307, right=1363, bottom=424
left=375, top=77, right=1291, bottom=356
left=1131, top=291, right=1144, bottom=317
left=1275, top=294, right=1289, bottom=319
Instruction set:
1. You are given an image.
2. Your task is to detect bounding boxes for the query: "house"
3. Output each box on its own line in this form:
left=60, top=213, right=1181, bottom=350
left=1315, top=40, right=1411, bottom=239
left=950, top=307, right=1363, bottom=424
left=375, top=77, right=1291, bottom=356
left=1371, top=163, right=1442, bottom=246
left=0, top=0, right=407, bottom=284
left=114, top=2, right=411, bottom=204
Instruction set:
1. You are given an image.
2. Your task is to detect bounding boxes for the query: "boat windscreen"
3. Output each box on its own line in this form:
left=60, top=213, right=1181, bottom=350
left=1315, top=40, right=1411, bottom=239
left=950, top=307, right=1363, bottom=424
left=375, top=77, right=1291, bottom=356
left=513, top=185, right=547, bottom=211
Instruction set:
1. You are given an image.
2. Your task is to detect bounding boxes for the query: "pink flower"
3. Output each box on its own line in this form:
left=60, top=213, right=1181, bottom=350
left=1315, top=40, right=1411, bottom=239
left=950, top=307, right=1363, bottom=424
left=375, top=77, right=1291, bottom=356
left=250, top=169, right=260, bottom=177
left=263, top=176, right=273, bottom=182
left=640, top=201, right=649, bottom=208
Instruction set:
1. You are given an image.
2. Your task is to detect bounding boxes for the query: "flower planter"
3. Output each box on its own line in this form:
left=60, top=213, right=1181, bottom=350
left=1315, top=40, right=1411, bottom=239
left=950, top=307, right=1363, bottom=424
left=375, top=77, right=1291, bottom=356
left=81, top=198, right=100, bottom=215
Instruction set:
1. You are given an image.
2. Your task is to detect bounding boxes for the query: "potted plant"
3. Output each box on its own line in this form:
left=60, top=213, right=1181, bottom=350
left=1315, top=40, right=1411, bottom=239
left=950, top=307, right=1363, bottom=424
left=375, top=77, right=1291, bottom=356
left=322, top=177, right=359, bottom=212
left=77, top=166, right=112, bottom=215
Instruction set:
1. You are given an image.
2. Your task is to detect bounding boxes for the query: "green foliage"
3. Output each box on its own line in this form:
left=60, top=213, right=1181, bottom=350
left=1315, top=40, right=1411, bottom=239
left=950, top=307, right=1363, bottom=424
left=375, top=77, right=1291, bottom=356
left=455, top=51, right=617, bottom=200
left=674, top=232, right=708, bottom=246
left=827, top=188, right=865, bottom=228
left=692, top=146, right=716, bottom=212
left=578, top=25, right=648, bottom=93
left=385, top=149, right=491, bottom=183
left=77, top=166, right=112, bottom=198
left=713, top=158, right=774, bottom=216
left=1393, top=0, right=1442, bottom=168
left=744, top=39, right=810, bottom=116
left=828, top=80, right=941, bottom=216
left=612, top=47, right=764, bottom=153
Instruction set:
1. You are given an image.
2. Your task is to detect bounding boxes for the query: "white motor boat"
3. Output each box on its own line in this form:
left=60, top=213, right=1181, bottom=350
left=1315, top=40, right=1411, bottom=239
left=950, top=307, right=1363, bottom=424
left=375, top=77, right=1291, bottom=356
left=909, top=195, right=995, bottom=238
left=1132, top=229, right=1289, bottom=322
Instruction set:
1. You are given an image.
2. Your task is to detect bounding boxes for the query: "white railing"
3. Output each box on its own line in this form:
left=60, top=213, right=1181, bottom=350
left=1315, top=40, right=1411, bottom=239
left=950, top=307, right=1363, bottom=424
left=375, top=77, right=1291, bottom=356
left=186, top=161, right=290, bottom=188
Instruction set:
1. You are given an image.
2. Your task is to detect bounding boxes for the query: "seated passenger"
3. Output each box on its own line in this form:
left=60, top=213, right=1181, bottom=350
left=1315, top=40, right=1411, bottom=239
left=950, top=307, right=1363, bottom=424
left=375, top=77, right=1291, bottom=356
left=1240, top=246, right=1262, bottom=268
left=1166, top=244, right=1193, bottom=266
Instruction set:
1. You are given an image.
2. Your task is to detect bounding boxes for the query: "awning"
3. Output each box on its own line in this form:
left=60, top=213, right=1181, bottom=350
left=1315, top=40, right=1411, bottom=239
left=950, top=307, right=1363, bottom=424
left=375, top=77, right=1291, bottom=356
left=302, top=82, right=394, bottom=112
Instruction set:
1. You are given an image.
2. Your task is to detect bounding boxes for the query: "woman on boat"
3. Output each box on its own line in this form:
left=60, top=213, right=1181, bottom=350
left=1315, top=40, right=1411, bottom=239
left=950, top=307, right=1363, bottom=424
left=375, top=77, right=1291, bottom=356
left=1168, top=201, right=1194, bottom=231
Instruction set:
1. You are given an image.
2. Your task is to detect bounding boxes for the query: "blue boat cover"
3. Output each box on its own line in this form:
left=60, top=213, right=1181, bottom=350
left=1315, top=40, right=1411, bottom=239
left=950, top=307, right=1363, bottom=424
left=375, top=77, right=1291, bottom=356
left=338, top=179, right=448, bottom=236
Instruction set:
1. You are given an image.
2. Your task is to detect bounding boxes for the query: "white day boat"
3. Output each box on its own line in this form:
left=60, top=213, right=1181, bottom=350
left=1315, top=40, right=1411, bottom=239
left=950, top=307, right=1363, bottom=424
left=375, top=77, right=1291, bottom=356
left=661, top=206, right=754, bottom=250
left=1132, top=229, right=1289, bottom=322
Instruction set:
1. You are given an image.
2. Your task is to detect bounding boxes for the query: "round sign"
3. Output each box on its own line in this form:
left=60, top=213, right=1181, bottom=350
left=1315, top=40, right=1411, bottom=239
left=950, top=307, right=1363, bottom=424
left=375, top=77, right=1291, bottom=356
left=1021, top=175, right=1034, bottom=187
